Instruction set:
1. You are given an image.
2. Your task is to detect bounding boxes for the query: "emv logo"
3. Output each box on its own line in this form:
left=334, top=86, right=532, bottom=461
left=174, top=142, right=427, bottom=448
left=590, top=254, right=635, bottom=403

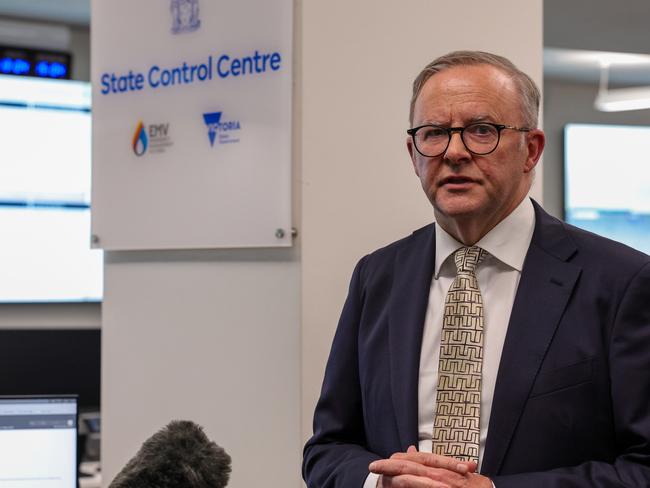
left=132, top=121, right=173, bottom=156
left=149, top=124, right=169, bottom=138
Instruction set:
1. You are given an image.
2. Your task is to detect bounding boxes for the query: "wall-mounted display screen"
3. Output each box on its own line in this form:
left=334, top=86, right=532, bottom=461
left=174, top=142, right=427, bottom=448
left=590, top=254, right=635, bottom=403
left=564, top=123, right=650, bottom=255
left=0, top=45, right=71, bottom=79
left=0, top=75, right=102, bottom=302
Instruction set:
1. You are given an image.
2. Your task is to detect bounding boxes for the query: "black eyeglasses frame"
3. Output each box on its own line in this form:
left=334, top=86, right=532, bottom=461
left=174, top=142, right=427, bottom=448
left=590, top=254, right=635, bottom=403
left=406, top=122, right=531, bottom=157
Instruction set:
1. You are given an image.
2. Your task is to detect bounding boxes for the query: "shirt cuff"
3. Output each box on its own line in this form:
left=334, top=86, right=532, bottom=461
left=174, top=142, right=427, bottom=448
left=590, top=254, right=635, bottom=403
left=363, top=472, right=380, bottom=488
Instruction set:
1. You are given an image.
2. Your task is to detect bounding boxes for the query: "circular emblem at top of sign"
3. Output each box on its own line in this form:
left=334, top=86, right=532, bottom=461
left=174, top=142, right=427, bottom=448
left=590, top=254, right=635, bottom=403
left=171, top=0, right=201, bottom=34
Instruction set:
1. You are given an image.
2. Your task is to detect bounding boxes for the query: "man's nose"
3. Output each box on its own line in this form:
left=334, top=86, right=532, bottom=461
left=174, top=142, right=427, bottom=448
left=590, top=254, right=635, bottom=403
left=443, top=131, right=471, bottom=164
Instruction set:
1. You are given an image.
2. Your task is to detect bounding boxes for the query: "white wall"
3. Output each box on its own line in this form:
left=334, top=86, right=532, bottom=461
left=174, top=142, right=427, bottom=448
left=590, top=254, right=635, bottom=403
left=301, top=0, right=544, bottom=442
left=102, top=249, right=301, bottom=486
left=0, top=303, right=97, bottom=329
left=101, top=1, right=543, bottom=486
left=70, top=25, right=90, bottom=81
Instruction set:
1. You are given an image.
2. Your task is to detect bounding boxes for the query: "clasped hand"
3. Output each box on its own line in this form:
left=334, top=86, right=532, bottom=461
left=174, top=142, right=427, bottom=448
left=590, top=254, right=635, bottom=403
left=369, top=446, right=492, bottom=488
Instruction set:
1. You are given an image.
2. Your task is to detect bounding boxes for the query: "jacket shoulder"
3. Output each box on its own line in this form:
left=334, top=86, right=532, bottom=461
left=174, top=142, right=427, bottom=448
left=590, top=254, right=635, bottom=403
left=532, top=200, right=650, bottom=272
left=355, top=223, right=434, bottom=281
left=364, top=222, right=433, bottom=259
left=558, top=219, right=649, bottom=271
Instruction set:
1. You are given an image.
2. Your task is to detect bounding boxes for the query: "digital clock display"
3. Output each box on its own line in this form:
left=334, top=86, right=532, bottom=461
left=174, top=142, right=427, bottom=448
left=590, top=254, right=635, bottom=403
left=0, top=45, right=71, bottom=79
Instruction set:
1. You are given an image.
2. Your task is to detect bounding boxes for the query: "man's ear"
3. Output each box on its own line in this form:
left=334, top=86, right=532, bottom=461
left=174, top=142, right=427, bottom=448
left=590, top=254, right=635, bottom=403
left=407, top=138, right=420, bottom=176
left=524, top=129, right=545, bottom=173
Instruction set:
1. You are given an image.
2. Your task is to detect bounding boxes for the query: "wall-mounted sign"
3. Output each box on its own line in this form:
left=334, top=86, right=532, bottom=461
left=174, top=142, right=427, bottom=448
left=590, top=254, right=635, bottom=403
left=91, top=0, right=293, bottom=250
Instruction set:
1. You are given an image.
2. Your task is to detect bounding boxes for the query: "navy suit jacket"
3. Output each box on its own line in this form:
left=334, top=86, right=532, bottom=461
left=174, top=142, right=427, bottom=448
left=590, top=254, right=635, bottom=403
left=303, top=201, right=650, bottom=487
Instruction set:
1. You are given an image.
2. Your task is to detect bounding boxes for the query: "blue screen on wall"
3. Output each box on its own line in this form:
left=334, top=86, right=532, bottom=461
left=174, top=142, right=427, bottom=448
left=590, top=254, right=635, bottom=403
left=564, top=123, right=650, bottom=255
left=0, top=75, right=102, bottom=302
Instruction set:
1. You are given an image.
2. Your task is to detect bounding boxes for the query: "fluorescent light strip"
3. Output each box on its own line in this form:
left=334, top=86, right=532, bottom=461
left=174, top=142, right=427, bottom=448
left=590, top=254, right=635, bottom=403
left=594, top=86, right=650, bottom=112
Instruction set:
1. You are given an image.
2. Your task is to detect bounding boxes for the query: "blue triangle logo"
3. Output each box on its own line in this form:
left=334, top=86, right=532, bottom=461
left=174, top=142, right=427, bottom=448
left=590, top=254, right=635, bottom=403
left=203, top=112, right=222, bottom=147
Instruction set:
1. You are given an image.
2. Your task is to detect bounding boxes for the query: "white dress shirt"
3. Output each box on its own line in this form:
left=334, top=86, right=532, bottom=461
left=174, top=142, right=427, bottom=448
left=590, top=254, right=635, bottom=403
left=364, top=197, right=536, bottom=488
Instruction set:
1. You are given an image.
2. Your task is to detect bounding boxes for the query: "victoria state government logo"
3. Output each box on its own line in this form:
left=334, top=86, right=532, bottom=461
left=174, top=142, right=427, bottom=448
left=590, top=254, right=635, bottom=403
left=132, top=120, right=173, bottom=156
left=202, top=112, right=241, bottom=147
left=170, top=0, right=201, bottom=34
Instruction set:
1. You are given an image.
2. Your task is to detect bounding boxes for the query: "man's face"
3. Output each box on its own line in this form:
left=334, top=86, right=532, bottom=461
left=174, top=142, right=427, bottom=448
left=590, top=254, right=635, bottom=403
left=407, top=64, right=544, bottom=236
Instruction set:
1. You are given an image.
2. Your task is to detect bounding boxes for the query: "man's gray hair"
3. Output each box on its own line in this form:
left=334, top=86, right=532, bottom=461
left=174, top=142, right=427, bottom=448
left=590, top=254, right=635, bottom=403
left=409, top=51, right=540, bottom=128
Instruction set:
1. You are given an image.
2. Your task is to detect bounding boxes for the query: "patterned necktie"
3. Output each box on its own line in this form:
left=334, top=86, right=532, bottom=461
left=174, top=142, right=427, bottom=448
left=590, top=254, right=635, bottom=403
left=432, top=246, right=487, bottom=464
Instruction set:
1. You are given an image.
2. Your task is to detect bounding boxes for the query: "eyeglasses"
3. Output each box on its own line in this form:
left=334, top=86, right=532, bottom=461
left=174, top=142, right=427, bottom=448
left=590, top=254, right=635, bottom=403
left=407, top=122, right=530, bottom=157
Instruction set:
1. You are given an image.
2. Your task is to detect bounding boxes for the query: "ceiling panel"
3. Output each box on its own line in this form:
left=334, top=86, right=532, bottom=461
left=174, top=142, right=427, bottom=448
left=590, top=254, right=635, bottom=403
left=545, top=0, right=650, bottom=54
left=0, top=0, right=89, bottom=26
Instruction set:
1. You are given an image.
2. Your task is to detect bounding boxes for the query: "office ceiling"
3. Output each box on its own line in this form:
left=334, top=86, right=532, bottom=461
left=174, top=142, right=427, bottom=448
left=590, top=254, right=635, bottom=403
left=0, top=0, right=646, bottom=43
left=544, top=0, right=650, bottom=85
left=0, top=0, right=90, bottom=26
left=544, top=0, right=650, bottom=55
left=0, top=0, right=649, bottom=85
left=545, top=48, right=650, bottom=87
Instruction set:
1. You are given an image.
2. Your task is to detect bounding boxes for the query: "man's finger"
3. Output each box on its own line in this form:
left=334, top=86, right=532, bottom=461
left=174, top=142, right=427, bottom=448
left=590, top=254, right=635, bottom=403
left=370, top=458, right=466, bottom=482
left=389, top=452, right=474, bottom=474
left=382, top=473, right=450, bottom=488
left=371, top=459, right=431, bottom=477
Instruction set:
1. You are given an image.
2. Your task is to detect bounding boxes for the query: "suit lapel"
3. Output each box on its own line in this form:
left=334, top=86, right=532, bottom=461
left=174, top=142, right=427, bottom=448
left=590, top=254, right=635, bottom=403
left=481, top=202, right=581, bottom=475
left=389, top=224, right=436, bottom=450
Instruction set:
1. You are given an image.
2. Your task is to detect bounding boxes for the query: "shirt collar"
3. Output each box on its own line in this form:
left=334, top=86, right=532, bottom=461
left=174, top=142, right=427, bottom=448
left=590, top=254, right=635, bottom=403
left=434, top=197, right=536, bottom=277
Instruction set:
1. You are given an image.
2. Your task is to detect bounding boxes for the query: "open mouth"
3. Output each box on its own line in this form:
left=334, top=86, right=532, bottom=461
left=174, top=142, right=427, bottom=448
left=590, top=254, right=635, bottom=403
left=439, top=176, right=476, bottom=186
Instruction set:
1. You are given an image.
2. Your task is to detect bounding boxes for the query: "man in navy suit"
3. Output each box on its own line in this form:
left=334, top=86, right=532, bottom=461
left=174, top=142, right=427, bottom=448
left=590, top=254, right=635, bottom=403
left=302, top=51, right=650, bottom=488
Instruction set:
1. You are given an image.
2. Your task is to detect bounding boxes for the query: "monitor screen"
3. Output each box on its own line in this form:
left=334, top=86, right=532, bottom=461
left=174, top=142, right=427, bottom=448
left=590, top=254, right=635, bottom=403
left=0, top=396, right=78, bottom=488
left=0, top=329, right=100, bottom=411
left=0, top=74, right=102, bottom=302
left=564, top=123, right=650, bottom=255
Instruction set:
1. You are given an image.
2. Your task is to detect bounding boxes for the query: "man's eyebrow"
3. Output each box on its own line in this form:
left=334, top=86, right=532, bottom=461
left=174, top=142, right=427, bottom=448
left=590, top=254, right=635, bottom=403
left=468, top=114, right=495, bottom=123
left=418, top=118, right=444, bottom=126
left=416, top=115, right=497, bottom=127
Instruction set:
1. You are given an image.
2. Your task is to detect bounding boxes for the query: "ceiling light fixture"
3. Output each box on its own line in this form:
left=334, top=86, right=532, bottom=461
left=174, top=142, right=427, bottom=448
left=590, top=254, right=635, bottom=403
left=594, top=63, right=650, bottom=112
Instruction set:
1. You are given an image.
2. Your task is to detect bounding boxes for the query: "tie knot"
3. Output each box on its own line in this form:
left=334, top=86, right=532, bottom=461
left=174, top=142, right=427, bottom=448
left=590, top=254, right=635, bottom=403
left=454, top=246, right=487, bottom=274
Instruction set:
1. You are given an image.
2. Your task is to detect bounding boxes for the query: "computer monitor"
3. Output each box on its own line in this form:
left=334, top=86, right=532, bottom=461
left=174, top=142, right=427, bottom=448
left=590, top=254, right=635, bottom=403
left=0, top=329, right=100, bottom=411
left=0, top=395, right=78, bottom=488
left=564, top=123, right=650, bottom=254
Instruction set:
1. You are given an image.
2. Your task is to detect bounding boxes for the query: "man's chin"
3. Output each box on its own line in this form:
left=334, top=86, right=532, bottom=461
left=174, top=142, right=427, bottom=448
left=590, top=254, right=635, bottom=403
left=432, top=196, right=485, bottom=221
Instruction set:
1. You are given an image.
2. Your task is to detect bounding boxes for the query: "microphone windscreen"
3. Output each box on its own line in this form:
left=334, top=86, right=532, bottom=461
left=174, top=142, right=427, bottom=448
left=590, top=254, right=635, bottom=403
left=109, top=420, right=231, bottom=488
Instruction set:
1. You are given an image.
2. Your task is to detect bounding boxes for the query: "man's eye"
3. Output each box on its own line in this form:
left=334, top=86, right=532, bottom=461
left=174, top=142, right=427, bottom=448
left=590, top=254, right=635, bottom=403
left=421, top=127, right=447, bottom=139
left=468, top=124, right=495, bottom=137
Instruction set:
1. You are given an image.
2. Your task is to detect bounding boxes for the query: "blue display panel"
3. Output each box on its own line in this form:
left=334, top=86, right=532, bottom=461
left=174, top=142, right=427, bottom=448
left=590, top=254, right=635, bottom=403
left=0, top=75, right=102, bottom=302
left=564, top=123, right=650, bottom=255
left=0, top=45, right=70, bottom=79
